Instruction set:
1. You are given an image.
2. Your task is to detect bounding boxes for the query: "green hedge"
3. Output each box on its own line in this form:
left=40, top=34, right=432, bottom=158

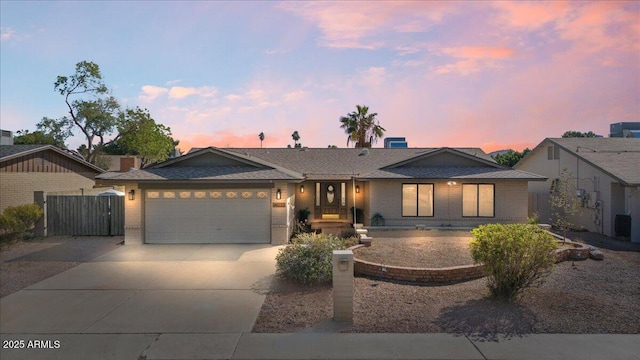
left=0, top=203, right=44, bottom=239
left=276, top=232, right=355, bottom=284
left=470, top=223, right=556, bottom=301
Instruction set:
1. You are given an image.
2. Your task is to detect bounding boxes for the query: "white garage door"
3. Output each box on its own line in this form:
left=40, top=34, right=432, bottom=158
left=145, top=189, right=271, bottom=244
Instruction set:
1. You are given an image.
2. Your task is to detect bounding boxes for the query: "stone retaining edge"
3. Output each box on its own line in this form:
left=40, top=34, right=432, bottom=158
left=348, top=231, right=591, bottom=284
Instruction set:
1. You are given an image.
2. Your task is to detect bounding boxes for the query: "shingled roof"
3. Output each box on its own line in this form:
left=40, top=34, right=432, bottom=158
left=520, top=138, right=640, bottom=186
left=97, top=146, right=545, bottom=183
left=0, top=144, right=105, bottom=173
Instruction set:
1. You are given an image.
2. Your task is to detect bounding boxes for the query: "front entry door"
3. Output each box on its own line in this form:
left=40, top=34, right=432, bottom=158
left=315, top=182, right=347, bottom=220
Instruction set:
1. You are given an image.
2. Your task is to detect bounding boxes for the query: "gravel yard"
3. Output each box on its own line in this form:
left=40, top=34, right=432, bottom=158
left=0, top=236, right=123, bottom=298
left=253, top=231, right=640, bottom=335
left=354, top=230, right=474, bottom=268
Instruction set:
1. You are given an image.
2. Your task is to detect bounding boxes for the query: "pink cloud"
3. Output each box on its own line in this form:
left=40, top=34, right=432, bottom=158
left=434, top=46, right=515, bottom=75
left=555, top=1, right=639, bottom=54
left=168, top=86, right=196, bottom=99
left=139, top=85, right=168, bottom=102
left=434, top=59, right=478, bottom=75
left=492, top=1, right=572, bottom=30
left=442, top=46, right=515, bottom=60
left=0, top=27, right=15, bottom=41
left=279, top=2, right=456, bottom=49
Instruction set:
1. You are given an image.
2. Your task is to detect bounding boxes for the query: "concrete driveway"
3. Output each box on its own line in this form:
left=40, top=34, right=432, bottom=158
left=0, top=244, right=280, bottom=360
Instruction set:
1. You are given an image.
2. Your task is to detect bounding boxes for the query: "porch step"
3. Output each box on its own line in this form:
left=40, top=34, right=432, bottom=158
left=310, top=222, right=352, bottom=235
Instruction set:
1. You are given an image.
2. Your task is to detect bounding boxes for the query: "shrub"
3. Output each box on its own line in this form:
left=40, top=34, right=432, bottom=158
left=276, top=232, right=352, bottom=284
left=470, top=223, right=556, bottom=302
left=371, top=212, right=385, bottom=226
left=0, top=204, right=44, bottom=238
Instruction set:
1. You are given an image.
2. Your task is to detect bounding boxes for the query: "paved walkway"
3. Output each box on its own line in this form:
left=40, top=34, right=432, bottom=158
left=1, top=244, right=639, bottom=360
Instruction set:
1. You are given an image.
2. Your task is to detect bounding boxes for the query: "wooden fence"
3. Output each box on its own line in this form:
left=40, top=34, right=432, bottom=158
left=46, top=195, right=124, bottom=236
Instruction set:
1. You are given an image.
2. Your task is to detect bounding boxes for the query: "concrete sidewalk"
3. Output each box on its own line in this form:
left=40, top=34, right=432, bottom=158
left=1, top=332, right=638, bottom=359
left=2, top=244, right=639, bottom=359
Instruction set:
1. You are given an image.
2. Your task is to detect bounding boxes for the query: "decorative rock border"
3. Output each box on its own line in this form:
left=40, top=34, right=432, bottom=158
left=549, top=237, right=591, bottom=262
left=349, top=230, right=593, bottom=284
left=348, top=244, right=485, bottom=284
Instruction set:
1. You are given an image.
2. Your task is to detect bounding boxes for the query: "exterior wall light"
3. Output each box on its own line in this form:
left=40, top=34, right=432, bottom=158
left=276, top=189, right=282, bottom=200
left=447, top=181, right=457, bottom=186
left=300, top=185, right=304, bottom=193
left=355, top=185, right=360, bottom=193
left=128, top=189, right=136, bottom=200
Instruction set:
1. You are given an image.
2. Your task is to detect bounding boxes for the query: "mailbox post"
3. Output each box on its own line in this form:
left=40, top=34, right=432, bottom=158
left=332, top=249, right=354, bottom=323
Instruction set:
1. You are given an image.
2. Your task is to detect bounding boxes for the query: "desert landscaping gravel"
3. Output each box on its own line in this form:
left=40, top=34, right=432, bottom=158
left=253, top=231, right=640, bottom=335
left=354, top=230, right=474, bottom=267
left=0, top=236, right=123, bottom=297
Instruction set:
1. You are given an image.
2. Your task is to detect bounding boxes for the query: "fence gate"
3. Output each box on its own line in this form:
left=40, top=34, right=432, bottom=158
left=46, top=195, right=124, bottom=236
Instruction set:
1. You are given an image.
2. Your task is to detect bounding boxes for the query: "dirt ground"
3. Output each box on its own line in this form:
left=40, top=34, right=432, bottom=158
left=0, top=236, right=123, bottom=298
left=253, top=231, right=640, bottom=335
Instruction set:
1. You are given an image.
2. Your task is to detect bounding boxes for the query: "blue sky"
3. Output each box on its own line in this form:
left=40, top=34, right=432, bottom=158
left=1, top=1, right=638, bottom=153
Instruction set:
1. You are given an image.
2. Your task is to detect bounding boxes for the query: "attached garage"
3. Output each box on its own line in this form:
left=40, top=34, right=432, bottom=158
left=145, top=189, right=271, bottom=244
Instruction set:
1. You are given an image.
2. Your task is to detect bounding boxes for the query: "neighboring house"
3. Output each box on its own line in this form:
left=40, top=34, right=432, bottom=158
left=96, top=146, right=545, bottom=245
left=101, top=155, right=142, bottom=171
left=0, top=145, right=105, bottom=212
left=515, top=138, right=640, bottom=242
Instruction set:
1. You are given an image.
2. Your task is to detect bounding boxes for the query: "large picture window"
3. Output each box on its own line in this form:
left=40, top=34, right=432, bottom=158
left=402, top=184, right=434, bottom=217
left=462, top=184, right=494, bottom=217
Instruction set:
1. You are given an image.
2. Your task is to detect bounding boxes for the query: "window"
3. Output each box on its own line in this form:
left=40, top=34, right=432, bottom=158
left=547, top=145, right=559, bottom=160
left=402, top=184, right=434, bottom=217
left=462, top=184, right=494, bottom=217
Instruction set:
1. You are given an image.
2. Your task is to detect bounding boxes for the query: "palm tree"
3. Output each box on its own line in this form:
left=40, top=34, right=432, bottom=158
left=291, top=130, right=301, bottom=148
left=258, top=132, right=265, bottom=148
left=339, top=105, right=385, bottom=148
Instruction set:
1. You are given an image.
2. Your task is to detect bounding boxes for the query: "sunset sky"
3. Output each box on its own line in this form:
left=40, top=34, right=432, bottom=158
left=1, top=1, right=638, bottom=153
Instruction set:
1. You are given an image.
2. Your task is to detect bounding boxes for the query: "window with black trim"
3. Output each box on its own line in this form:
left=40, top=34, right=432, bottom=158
left=402, top=183, right=434, bottom=217
left=462, top=184, right=494, bottom=217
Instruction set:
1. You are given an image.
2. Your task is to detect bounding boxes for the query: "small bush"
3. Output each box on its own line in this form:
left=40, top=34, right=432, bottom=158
left=276, top=232, right=352, bottom=284
left=0, top=204, right=44, bottom=239
left=371, top=212, right=385, bottom=226
left=339, top=228, right=357, bottom=239
left=470, top=223, right=556, bottom=302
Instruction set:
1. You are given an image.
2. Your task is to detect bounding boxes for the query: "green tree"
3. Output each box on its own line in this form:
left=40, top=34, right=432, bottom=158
left=259, top=132, right=265, bottom=148
left=492, top=148, right=531, bottom=167
left=339, top=105, right=385, bottom=148
left=45, top=61, right=177, bottom=166
left=291, top=130, right=301, bottom=148
left=13, top=129, right=65, bottom=148
left=549, top=168, right=581, bottom=241
left=562, top=130, right=599, bottom=138
left=49, top=61, right=123, bottom=164
left=115, top=108, right=176, bottom=167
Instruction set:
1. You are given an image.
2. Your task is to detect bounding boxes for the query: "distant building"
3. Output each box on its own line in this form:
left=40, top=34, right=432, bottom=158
left=383, top=137, right=408, bottom=148
left=610, top=122, right=640, bottom=138
left=1, top=130, right=13, bottom=145
left=489, top=149, right=511, bottom=157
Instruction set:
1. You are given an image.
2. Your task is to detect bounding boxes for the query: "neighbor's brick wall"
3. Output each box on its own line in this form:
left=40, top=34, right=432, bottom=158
left=368, top=180, right=529, bottom=227
left=0, top=172, right=96, bottom=212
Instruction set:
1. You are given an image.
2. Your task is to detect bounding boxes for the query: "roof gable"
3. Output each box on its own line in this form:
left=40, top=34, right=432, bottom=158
left=153, top=147, right=273, bottom=169
left=0, top=145, right=104, bottom=173
left=517, top=138, right=640, bottom=186
left=385, top=148, right=502, bottom=169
